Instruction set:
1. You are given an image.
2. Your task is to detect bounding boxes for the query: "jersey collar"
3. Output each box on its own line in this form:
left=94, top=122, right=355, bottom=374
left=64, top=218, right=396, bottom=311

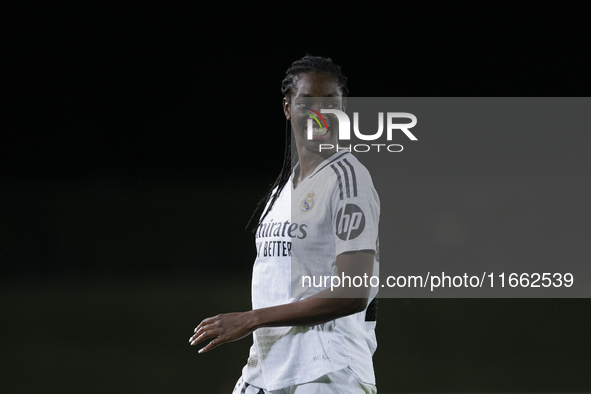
left=291, top=150, right=351, bottom=187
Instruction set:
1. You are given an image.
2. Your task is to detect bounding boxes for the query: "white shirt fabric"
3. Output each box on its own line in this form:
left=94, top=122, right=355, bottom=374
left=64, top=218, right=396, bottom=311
left=242, top=150, right=380, bottom=391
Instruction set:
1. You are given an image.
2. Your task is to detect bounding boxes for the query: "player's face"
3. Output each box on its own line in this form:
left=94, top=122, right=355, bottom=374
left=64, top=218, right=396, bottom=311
left=283, top=72, right=344, bottom=157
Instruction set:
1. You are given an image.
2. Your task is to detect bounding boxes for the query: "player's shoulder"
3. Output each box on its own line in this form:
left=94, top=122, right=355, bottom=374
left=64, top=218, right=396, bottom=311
left=312, top=151, right=375, bottom=198
left=321, top=151, right=372, bottom=182
left=336, top=151, right=370, bottom=173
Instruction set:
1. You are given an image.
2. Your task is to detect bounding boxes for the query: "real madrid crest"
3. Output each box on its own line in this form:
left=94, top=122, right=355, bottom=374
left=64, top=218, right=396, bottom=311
left=300, top=192, right=315, bottom=212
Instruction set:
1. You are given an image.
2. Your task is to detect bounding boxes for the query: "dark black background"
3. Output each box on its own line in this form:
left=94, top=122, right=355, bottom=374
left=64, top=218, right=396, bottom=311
left=2, top=6, right=590, bottom=393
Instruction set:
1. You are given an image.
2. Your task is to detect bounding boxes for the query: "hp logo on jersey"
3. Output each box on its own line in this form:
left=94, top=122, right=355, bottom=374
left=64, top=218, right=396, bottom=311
left=336, top=204, right=365, bottom=241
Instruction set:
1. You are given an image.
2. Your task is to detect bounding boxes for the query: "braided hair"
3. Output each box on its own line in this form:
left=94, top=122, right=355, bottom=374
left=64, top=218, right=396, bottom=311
left=246, top=55, right=349, bottom=233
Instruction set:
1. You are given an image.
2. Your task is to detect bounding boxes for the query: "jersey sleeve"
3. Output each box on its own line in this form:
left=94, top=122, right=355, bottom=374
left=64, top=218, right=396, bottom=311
left=329, top=157, right=380, bottom=256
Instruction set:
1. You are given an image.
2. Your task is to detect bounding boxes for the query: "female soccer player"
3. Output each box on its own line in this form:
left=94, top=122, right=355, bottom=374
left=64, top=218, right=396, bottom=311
left=190, top=55, right=380, bottom=393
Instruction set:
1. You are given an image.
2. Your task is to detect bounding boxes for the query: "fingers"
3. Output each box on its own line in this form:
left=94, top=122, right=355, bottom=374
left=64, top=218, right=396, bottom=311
left=190, top=324, right=216, bottom=345
left=189, top=316, right=220, bottom=350
left=193, top=316, right=215, bottom=333
left=191, top=317, right=215, bottom=340
left=189, top=313, right=239, bottom=353
left=189, top=330, right=208, bottom=346
left=188, top=329, right=226, bottom=353
left=198, top=336, right=226, bottom=353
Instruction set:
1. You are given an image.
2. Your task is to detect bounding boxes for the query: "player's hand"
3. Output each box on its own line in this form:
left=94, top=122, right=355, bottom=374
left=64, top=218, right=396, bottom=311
left=189, top=311, right=256, bottom=353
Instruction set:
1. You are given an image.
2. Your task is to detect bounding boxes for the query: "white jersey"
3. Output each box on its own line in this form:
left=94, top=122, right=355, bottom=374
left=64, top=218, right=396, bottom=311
left=243, top=150, right=380, bottom=391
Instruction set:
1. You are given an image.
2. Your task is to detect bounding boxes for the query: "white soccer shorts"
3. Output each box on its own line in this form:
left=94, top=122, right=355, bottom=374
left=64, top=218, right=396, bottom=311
left=232, top=367, right=377, bottom=394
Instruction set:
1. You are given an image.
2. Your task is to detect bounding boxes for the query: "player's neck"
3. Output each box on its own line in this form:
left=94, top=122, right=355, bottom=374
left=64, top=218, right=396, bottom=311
left=294, top=147, right=336, bottom=188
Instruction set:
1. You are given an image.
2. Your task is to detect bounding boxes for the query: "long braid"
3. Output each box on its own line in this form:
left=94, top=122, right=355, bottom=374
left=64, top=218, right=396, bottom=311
left=246, top=55, right=348, bottom=233
left=246, top=120, right=292, bottom=231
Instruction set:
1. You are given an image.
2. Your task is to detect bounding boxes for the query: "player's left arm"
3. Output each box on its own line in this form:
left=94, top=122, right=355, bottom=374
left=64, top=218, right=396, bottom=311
left=189, top=249, right=374, bottom=353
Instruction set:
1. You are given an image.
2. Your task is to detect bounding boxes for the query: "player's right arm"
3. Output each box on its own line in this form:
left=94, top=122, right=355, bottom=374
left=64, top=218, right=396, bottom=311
left=189, top=249, right=374, bottom=353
